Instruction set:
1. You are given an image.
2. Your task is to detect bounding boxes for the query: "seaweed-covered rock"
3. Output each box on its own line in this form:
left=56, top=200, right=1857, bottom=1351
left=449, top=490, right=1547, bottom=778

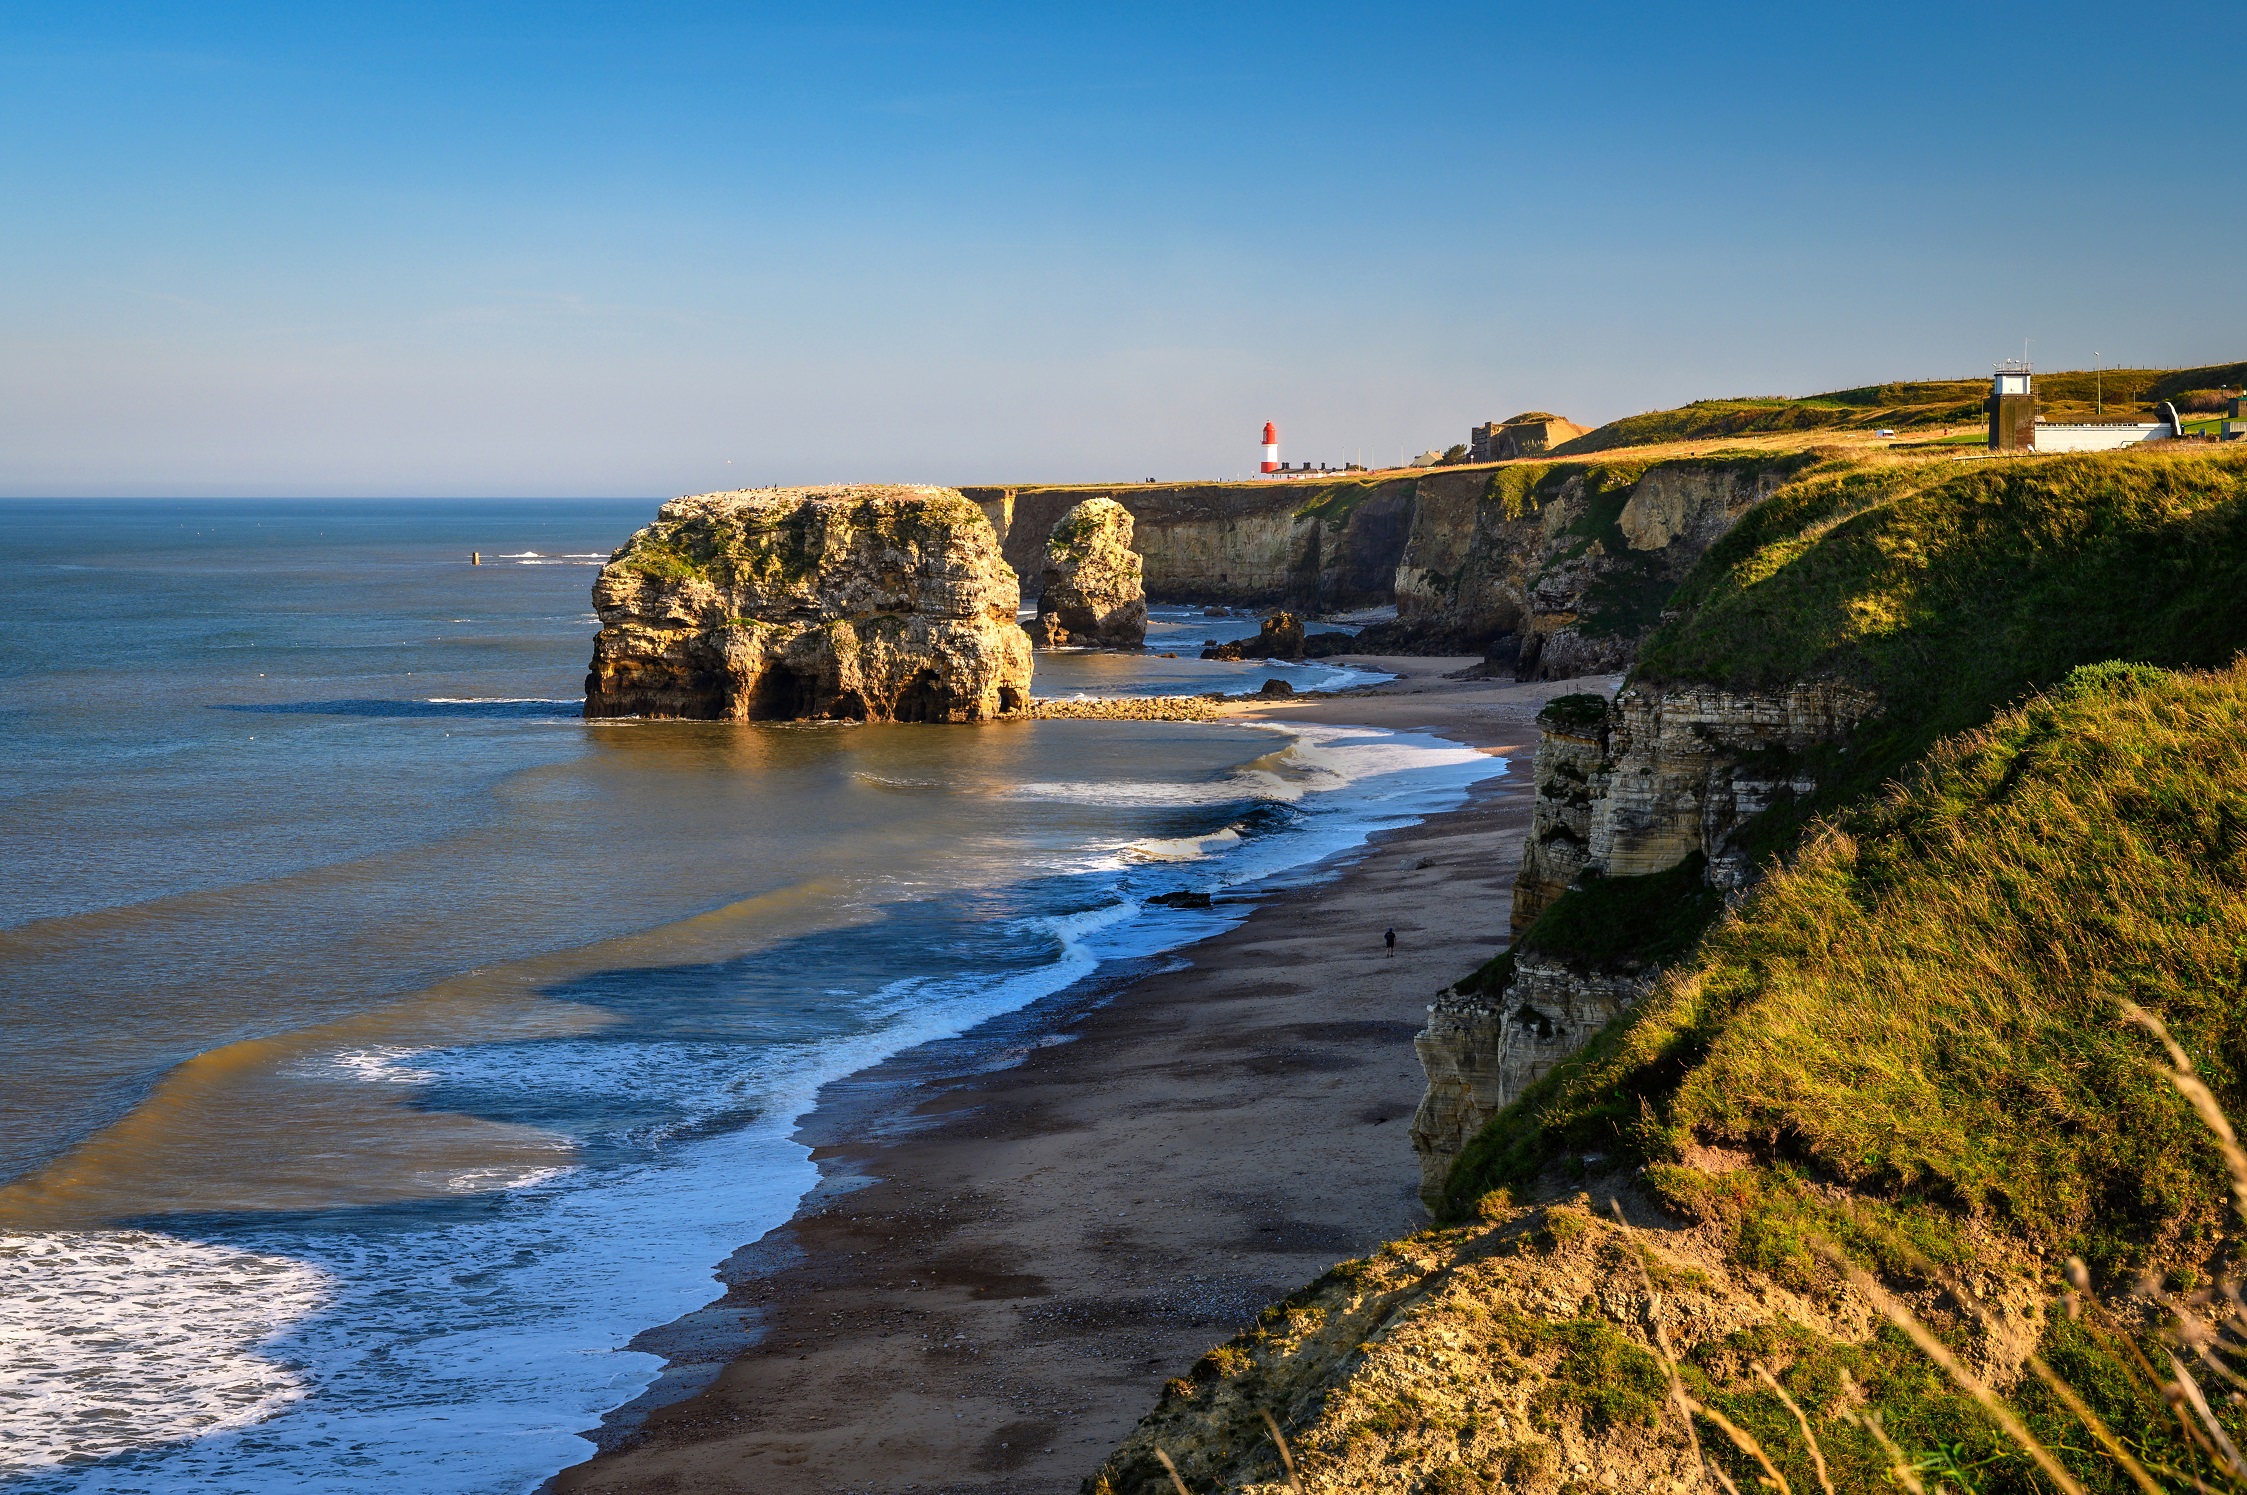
left=1034, top=498, right=1146, bottom=648
left=584, top=485, right=1032, bottom=722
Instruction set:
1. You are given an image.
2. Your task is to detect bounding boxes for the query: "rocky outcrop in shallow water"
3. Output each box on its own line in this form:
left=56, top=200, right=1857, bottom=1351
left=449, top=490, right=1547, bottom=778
left=1199, top=613, right=1305, bottom=662
left=584, top=486, right=1033, bottom=722
left=1035, top=498, right=1146, bottom=648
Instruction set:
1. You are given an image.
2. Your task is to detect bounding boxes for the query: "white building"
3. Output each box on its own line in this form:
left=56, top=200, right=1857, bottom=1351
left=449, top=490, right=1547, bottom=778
left=1993, top=363, right=2191, bottom=452
left=2034, top=418, right=2177, bottom=452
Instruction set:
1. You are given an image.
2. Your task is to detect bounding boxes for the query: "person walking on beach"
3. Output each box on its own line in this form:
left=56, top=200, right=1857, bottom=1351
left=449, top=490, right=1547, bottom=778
left=1384, top=927, right=1396, bottom=956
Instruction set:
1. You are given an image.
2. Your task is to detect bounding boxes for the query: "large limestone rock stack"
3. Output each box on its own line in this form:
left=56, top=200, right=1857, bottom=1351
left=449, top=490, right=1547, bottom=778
left=584, top=485, right=1033, bottom=722
left=1033, top=497, right=1147, bottom=648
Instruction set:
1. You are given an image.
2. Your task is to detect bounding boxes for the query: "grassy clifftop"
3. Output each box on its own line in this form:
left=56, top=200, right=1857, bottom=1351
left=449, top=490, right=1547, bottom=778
left=1101, top=662, right=2247, bottom=1495
left=1454, top=661, right=2247, bottom=1261
left=1553, top=363, right=2247, bottom=456
left=1096, top=446, right=2247, bottom=1495
left=1642, top=447, right=2247, bottom=821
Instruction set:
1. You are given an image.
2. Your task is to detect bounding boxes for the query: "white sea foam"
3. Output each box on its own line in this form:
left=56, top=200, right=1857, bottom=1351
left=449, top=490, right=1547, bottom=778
left=1008, top=766, right=1300, bottom=806
left=10, top=720, right=1501, bottom=1494
left=318, top=1045, right=439, bottom=1085
left=1126, top=826, right=1243, bottom=860
left=1011, top=722, right=1471, bottom=809
left=443, top=1164, right=574, bottom=1193
left=0, top=1232, right=329, bottom=1475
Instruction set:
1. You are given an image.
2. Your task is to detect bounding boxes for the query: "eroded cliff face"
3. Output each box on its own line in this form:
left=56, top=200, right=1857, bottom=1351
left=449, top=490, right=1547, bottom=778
left=1590, top=680, right=1879, bottom=887
left=584, top=486, right=1032, bottom=722
left=967, top=458, right=1795, bottom=661
left=965, top=477, right=1419, bottom=611
left=1399, top=459, right=1804, bottom=674
left=1411, top=676, right=1879, bottom=1199
left=1036, top=498, right=1147, bottom=647
left=1410, top=956, right=1658, bottom=1208
left=1510, top=698, right=1613, bottom=932
left=1087, top=1192, right=2034, bottom=1495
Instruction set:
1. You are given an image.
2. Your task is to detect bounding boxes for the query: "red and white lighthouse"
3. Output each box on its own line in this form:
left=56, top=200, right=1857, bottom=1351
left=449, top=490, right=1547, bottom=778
left=1259, top=421, right=1280, bottom=474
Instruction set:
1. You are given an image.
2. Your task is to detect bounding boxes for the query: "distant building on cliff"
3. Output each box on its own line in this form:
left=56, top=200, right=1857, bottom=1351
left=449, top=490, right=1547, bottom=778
left=1990, top=362, right=2183, bottom=452
left=1470, top=412, right=1590, bottom=462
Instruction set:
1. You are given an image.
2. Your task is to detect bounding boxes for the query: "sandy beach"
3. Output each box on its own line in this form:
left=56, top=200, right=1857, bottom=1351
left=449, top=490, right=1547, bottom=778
left=552, top=661, right=1601, bottom=1495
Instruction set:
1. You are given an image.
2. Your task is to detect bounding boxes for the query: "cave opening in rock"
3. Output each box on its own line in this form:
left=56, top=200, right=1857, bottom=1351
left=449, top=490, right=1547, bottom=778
left=826, top=690, right=867, bottom=721
left=892, top=669, right=954, bottom=723
left=998, top=685, right=1026, bottom=714
left=748, top=664, right=820, bottom=720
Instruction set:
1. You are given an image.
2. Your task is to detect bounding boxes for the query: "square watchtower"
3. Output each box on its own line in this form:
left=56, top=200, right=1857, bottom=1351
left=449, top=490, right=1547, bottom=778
left=1989, top=361, right=2035, bottom=451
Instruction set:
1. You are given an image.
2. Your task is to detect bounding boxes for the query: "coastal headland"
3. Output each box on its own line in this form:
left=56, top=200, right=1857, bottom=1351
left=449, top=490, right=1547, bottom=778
left=560, top=382, right=2247, bottom=1495
left=553, top=662, right=1602, bottom=1493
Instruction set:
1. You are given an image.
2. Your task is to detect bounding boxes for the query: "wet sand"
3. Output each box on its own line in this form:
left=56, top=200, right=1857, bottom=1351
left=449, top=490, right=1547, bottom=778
left=553, top=662, right=1599, bottom=1495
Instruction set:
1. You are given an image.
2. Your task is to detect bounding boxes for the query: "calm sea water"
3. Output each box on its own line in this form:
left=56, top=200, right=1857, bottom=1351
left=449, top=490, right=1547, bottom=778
left=0, top=499, right=1496, bottom=1492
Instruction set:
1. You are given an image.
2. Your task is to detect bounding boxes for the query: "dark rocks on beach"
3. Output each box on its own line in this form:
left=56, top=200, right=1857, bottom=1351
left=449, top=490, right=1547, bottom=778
left=1148, top=890, right=1214, bottom=909
left=1258, top=678, right=1296, bottom=697
left=1199, top=612, right=1305, bottom=663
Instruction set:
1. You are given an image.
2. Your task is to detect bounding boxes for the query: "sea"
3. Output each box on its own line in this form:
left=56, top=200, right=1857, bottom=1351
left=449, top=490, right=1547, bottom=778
left=0, top=498, right=1501, bottom=1492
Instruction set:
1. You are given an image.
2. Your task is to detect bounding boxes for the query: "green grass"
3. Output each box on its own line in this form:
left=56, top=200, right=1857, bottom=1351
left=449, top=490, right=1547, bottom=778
left=1453, top=659, right=2247, bottom=1276
left=1290, top=473, right=1417, bottom=532
left=1516, top=854, right=1724, bottom=971
left=1440, top=652, right=2247, bottom=1487
left=1476, top=451, right=1818, bottom=637
left=616, top=490, right=989, bottom=590
left=1637, top=448, right=2247, bottom=809
left=1550, top=363, right=2246, bottom=456
left=1537, top=693, right=1612, bottom=734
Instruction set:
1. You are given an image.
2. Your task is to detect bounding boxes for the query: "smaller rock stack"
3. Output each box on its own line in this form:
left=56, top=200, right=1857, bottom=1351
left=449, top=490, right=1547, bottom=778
left=1199, top=613, right=1305, bottom=662
left=1034, top=498, right=1147, bottom=648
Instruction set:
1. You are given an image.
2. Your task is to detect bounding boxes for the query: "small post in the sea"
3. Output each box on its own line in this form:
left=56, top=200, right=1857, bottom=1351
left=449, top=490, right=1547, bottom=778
left=471, top=551, right=480, bottom=565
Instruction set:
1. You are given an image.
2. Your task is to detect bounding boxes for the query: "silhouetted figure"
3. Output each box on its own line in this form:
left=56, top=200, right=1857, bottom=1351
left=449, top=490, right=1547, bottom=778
left=1384, top=927, right=1396, bottom=956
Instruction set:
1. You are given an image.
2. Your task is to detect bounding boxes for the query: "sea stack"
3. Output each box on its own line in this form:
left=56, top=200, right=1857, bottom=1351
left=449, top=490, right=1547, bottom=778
left=1034, top=497, right=1147, bottom=648
left=584, top=485, right=1033, bottom=722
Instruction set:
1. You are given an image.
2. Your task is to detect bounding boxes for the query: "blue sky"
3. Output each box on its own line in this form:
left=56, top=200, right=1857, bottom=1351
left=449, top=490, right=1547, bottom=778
left=2, top=2, right=2240, bottom=496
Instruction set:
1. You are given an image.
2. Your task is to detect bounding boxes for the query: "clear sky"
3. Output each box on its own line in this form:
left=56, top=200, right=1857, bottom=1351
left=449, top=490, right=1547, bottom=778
left=3, top=2, right=2241, bottom=497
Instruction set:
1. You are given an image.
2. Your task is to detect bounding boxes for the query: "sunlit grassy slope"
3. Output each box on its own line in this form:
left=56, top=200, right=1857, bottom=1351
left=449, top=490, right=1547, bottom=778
left=1456, top=659, right=2247, bottom=1273
left=1643, top=447, right=2247, bottom=824
left=1552, top=363, right=2247, bottom=456
left=1101, top=446, right=2247, bottom=1495
left=1457, top=451, right=2247, bottom=1240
